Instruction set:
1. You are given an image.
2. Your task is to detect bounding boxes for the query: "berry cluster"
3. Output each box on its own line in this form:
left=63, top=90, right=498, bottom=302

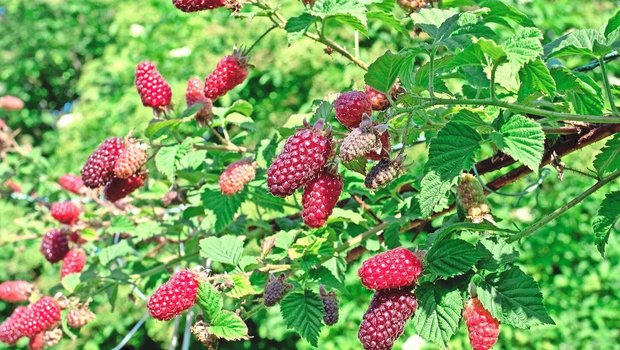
left=457, top=173, right=493, bottom=223
left=81, top=136, right=148, bottom=202
left=357, top=248, right=423, bottom=349
left=263, top=274, right=292, bottom=307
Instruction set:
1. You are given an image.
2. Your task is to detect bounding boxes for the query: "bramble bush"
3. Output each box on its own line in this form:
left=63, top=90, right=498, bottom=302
left=1, top=0, right=620, bottom=349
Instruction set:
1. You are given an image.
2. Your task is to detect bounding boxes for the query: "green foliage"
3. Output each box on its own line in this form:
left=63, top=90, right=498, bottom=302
left=1, top=0, right=620, bottom=350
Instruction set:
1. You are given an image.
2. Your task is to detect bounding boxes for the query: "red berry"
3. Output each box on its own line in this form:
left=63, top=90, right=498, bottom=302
left=203, top=53, right=249, bottom=100
left=18, top=297, right=61, bottom=338
left=301, top=172, right=343, bottom=228
left=172, top=0, right=226, bottom=12
left=364, top=127, right=391, bottom=161
left=0, top=306, right=27, bottom=344
left=267, top=121, right=333, bottom=197
left=103, top=172, right=147, bottom=202
left=185, top=77, right=214, bottom=125
left=219, top=159, right=256, bottom=196
left=40, top=229, right=69, bottom=264
left=113, top=140, right=148, bottom=179
left=50, top=201, right=80, bottom=225
left=28, top=332, right=44, bottom=350
left=135, top=61, right=172, bottom=109
left=334, top=91, right=372, bottom=129
left=0, top=281, right=34, bottom=303
left=4, top=179, right=21, bottom=193
left=365, top=85, right=389, bottom=111
left=358, top=247, right=423, bottom=291
left=147, top=270, right=199, bottom=320
left=0, top=96, right=24, bottom=111
left=358, top=288, right=418, bottom=350
left=67, top=307, right=95, bottom=329
left=81, top=137, right=126, bottom=188
left=463, top=297, right=500, bottom=350
left=61, top=249, right=87, bottom=278
left=58, top=174, right=83, bottom=194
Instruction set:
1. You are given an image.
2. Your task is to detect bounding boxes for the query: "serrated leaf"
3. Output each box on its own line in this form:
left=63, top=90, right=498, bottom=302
left=518, top=57, right=556, bottom=101
left=199, top=235, right=244, bottom=266
left=202, top=189, right=247, bottom=232
left=98, top=240, right=133, bottom=265
left=477, top=266, right=554, bottom=328
left=418, top=171, right=454, bottom=218
left=279, top=290, right=324, bottom=347
left=592, top=191, right=620, bottom=255
left=208, top=311, right=249, bottom=340
left=593, top=134, right=620, bottom=176
left=197, top=282, right=223, bottom=322
left=225, top=100, right=253, bottom=118
left=365, top=50, right=405, bottom=93
left=61, top=273, right=81, bottom=293
left=225, top=274, right=257, bottom=298
left=155, top=145, right=180, bottom=181
left=426, top=239, right=483, bottom=278
left=492, top=115, right=545, bottom=173
left=551, top=68, right=604, bottom=115
left=310, top=0, right=369, bottom=34
left=383, top=222, right=401, bottom=249
left=330, top=208, right=365, bottom=224
left=605, top=10, right=620, bottom=37
left=502, top=27, right=543, bottom=69
left=545, top=29, right=606, bottom=58
left=285, top=13, right=316, bottom=44
left=477, top=238, right=519, bottom=271
left=426, top=122, right=482, bottom=180
left=180, top=103, right=206, bottom=118
left=108, top=215, right=135, bottom=234
left=412, top=282, right=464, bottom=349
left=480, top=0, right=535, bottom=27
left=367, top=10, right=408, bottom=36
left=342, top=156, right=367, bottom=175
left=145, top=120, right=180, bottom=139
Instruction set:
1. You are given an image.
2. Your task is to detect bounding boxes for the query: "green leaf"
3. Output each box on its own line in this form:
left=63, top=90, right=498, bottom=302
left=551, top=68, right=604, bottom=115
left=477, top=238, right=519, bottom=271
left=605, top=10, right=620, bottom=37
left=310, top=0, right=369, bottom=34
left=197, top=282, right=223, bottom=322
left=426, top=122, right=482, bottom=180
left=155, top=145, right=180, bottom=181
left=412, top=282, right=464, bottom=349
left=426, top=239, right=484, bottom=278
left=418, top=171, right=455, bottom=218
left=98, top=240, right=133, bottom=265
left=502, top=27, right=543, bottom=69
left=480, top=0, right=535, bottom=27
left=285, top=13, right=316, bottom=44
left=61, top=273, right=81, bottom=293
left=492, top=115, right=545, bottom=173
left=410, top=8, right=460, bottom=42
left=225, top=100, right=253, bottom=118
left=367, top=10, right=408, bottom=36
left=279, top=290, right=324, bottom=347
left=545, top=29, right=606, bottom=58
left=383, top=222, right=401, bottom=249
left=180, top=103, right=206, bottom=118
left=518, top=57, right=556, bottom=101
left=208, top=311, right=249, bottom=340
left=202, top=189, right=247, bottom=232
left=365, top=50, right=405, bottom=93
left=477, top=266, right=554, bottom=328
left=145, top=120, right=180, bottom=139
left=225, top=274, right=258, bottom=298
left=108, top=215, right=135, bottom=234
left=593, top=134, right=620, bottom=177
left=592, top=191, right=620, bottom=256
left=199, top=235, right=244, bottom=266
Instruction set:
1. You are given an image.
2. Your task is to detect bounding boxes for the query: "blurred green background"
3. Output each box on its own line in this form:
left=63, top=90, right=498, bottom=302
left=1, top=0, right=619, bottom=349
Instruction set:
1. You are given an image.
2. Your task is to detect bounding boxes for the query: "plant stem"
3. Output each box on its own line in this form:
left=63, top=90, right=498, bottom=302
left=507, top=170, right=620, bottom=243
left=195, top=143, right=251, bottom=153
left=396, top=97, right=620, bottom=124
left=246, top=25, right=278, bottom=55
left=598, top=57, right=619, bottom=116
left=428, top=46, right=438, bottom=98
left=490, top=62, right=499, bottom=101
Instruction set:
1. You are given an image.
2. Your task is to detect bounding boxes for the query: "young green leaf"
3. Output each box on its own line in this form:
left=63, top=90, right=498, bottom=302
left=199, top=235, right=244, bottom=266
left=365, top=50, right=405, bottom=93
left=280, top=290, right=324, bottom=347
left=155, top=144, right=180, bottom=181
left=418, top=171, right=454, bottom=218
left=517, top=57, right=556, bottom=101
left=480, top=0, right=535, bottom=28
left=202, top=189, right=247, bottom=232
left=426, top=239, right=484, bottom=278
left=491, top=115, right=545, bottom=173
left=502, top=27, right=543, bottom=69
left=477, top=266, right=554, bottom=328
left=225, top=274, right=258, bottom=299
left=593, top=134, right=620, bottom=177
left=412, top=282, right=464, bottom=349
left=551, top=68, right=604, bottom=115
left=285, top=13, right=316, bottom=44
left=592, top=191, right=620, bottom=256
left=197, top=282, right=223, bottom=322
left=426, top=122, right=482, bottom=179
left=545, top=29, right=606, bottom=58
left=208, top=310, right=249, bottom=340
